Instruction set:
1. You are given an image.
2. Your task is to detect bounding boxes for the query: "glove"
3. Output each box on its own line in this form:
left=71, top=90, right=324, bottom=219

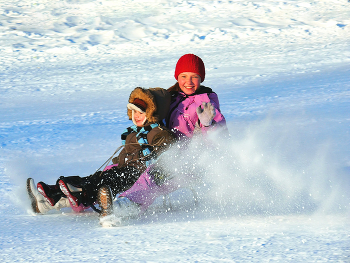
left=196, top=102, right=216, bottom=127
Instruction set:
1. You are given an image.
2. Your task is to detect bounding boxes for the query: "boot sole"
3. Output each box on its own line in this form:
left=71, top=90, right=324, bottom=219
left=26, top=178, right=40, bottom=214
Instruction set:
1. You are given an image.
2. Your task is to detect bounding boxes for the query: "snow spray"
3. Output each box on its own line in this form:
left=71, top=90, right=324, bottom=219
left=158, top=117, right=350, bottom=217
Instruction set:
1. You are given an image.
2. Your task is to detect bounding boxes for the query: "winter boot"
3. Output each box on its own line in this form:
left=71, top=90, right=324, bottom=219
left=58, top=179, right=83, bottom=208
left=98, top=186, right=122, bottom=227
left=37, top=181, right=64, bottom=206
left=58, top=175, right=98, bottom=208
left=27, top=178, right=70, bottom=214
left=97, top=185, right=114, bottom=218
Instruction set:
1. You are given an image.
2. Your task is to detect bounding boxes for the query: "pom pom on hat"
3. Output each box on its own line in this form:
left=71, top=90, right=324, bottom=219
left=174, top=54, right=205, bottom=82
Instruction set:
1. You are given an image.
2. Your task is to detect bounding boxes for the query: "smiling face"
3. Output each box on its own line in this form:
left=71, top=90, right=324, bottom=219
left=177, top=72, right=201, bottom=95
left=133, top=110, right=146, bottom=126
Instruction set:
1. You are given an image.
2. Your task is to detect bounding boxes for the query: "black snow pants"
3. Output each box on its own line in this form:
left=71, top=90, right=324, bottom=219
left=57, top=166, right=141, bottom=207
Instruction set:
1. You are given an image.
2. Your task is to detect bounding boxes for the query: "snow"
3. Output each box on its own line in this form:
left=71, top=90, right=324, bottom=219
left=1, top=0, right=350, bottom=261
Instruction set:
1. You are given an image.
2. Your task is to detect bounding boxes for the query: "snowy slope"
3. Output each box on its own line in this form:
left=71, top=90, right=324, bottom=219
left=1, top=0, right=350, bottom=262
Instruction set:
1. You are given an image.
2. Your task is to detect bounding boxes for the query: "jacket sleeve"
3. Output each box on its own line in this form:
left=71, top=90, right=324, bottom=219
left=112, top=148, right=125, bottom=165
left=148, top=127, right=176, bottom=157
left=153, top=130, right=175, bottom=145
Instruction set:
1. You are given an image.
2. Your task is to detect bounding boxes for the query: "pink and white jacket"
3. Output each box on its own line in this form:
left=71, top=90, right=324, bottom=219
left=166, top=85, right=227, bottom=138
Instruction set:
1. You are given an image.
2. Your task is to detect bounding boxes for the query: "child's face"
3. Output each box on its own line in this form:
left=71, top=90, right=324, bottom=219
left=134, top=110, right=146, bottom=126
left=178, top=72, right=201, bottom=95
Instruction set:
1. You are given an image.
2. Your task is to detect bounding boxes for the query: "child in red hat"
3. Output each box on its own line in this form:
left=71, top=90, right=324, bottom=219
left=167, top=53, right=227, bottom=138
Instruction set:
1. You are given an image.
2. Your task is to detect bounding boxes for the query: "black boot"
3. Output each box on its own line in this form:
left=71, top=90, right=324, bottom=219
left=58, top=175, right=100, bottom=207
left=37, top=181, right=64, bottom=206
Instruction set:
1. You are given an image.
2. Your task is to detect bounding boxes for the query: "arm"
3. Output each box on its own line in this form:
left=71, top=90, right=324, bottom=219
left=149, top=127, right=176, bottom=157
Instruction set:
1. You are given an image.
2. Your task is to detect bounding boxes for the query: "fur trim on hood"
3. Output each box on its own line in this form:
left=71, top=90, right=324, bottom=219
left=127, top=87, right=171, bottom=124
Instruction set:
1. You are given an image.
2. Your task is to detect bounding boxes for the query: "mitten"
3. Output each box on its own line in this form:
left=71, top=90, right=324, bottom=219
left=196, top=102, right=216, bottom=127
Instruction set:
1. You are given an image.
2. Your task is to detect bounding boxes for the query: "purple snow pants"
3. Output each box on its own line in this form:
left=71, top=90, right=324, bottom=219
left=119, top=164, right=183, bottom=213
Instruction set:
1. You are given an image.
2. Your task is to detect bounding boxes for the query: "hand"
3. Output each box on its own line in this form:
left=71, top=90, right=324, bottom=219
left=196, top=102, right=216, bottom=127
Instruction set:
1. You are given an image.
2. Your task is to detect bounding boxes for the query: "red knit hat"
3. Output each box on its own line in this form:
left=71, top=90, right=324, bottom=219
left=174, top=54, right=205, bottom=82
